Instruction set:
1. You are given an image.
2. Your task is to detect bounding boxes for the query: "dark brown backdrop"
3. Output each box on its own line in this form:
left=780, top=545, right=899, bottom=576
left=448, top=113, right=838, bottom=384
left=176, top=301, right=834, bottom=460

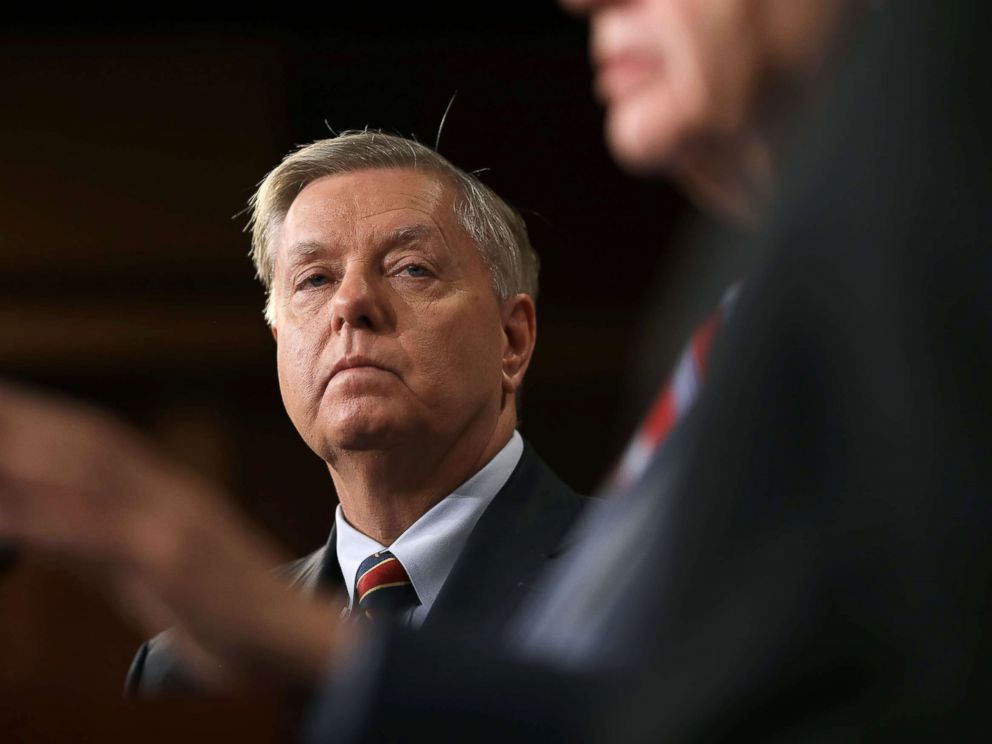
left=0, top=5, right=699, bottom=699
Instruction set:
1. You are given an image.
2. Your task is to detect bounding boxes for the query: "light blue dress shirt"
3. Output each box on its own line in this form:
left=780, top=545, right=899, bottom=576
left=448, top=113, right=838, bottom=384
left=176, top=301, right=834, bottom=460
left=335, top=431, right=523, bottom=628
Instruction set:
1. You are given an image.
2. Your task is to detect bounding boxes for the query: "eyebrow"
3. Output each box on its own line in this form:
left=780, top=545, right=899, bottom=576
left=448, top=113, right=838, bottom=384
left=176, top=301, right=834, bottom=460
left=379, top=223, right=437, bottom=249
left=284, top=224, right=438, bottom=258
left=283, top=241, right=327, bottom=262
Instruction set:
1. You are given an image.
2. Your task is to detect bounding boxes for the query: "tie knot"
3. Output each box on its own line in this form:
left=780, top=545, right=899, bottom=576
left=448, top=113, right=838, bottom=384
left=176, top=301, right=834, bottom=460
left=353, top=550, right=419, bottom=623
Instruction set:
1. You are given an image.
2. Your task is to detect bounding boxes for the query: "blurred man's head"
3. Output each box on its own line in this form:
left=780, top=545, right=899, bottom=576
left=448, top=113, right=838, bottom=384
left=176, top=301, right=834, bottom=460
left=563, top=0, right=860, bottom=218
left=249, top=134, right=538, bottom=465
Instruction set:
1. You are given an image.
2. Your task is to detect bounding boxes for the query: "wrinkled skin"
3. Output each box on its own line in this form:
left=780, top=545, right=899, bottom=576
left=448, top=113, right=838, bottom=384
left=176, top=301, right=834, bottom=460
left=271, top=168, right=534, bottom=542
left=0, top=0, right=854, bottom=693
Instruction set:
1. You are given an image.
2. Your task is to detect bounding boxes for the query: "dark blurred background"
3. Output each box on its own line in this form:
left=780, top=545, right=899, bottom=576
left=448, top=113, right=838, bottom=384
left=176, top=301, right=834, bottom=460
left=0, top=5, right=711, bottom=700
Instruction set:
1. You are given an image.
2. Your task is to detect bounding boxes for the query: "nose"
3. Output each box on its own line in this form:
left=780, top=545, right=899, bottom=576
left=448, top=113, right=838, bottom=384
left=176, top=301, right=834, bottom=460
left=331, top=267, right=389, bottom=333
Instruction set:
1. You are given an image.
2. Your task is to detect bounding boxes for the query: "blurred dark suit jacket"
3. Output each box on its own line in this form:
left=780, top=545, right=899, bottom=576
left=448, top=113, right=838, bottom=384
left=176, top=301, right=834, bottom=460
left=308, top=1, right=992, bottom=741
left=125, top=441, right=586, bottom=694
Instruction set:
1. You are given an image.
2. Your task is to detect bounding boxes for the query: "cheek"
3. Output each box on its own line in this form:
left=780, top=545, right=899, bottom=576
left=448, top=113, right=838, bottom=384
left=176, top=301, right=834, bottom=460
left=667, top=3, right=764, bottom=137
left=405, top=300, right=504, bottom=397
left=276, top=328, right=325, bottom=419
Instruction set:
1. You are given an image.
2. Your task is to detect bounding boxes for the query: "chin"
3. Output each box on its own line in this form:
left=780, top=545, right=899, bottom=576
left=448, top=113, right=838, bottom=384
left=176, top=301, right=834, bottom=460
left=605, top=95, right=689, bottom=176
left=332, top=422, right=401, bottom=452
left=309, top=407, right=407, bottom=459
left=607, top=117, right=672, bottom=177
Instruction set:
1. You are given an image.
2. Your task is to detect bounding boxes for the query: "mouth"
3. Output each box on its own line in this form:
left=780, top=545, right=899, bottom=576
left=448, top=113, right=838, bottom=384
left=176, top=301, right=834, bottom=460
left=594, top=51, right=661, bottom=103
left=329, top=356, right=396, bottom=381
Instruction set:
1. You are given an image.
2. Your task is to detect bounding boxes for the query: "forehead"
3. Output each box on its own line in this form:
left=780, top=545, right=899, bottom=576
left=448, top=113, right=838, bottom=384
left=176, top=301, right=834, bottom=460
left=278, top=167, right=458, bottom=250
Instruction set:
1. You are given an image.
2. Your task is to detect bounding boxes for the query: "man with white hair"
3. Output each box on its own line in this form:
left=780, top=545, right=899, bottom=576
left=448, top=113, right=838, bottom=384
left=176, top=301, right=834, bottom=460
left=124, top=132, right=586, bottom=692
left=1, top=0, right=990, bottom=739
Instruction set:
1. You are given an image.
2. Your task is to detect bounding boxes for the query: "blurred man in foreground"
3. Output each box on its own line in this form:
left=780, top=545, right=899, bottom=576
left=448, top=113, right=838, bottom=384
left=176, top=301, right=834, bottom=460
left=2, top=0, right=990, bottom=739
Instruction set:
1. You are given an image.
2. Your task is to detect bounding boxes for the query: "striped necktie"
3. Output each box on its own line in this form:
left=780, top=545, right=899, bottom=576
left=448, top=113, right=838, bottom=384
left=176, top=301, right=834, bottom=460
left=352, top=550, right=420, bottom=624
left=611, top=285, right=739, bottom=490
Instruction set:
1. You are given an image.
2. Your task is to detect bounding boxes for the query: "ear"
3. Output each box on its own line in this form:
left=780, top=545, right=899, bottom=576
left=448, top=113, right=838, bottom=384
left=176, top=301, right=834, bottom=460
left=500, top=293, right=537, bottom=396
left=271, top=324, right=279, bottom=342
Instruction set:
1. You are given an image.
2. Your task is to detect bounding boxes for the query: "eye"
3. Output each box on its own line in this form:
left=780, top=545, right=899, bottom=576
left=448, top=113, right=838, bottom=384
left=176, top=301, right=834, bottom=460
left=304, top=273, right=329, bottom=288
left=398, top=264, right=430, bottom=278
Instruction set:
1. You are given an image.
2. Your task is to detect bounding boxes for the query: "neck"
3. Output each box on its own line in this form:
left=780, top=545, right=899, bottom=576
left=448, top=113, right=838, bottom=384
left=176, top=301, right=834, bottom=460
left=679, top=2, right=864, bottom=225
left=329, top=413, right=516, bottom=545
left=675, top=134, right=774, bottom=226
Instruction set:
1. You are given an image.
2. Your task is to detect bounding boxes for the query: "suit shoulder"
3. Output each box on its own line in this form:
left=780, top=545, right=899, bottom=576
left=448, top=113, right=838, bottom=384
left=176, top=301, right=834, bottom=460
left=516, top=441, right=589, bottom=511
left=126, top=545, right=330, bottom=696
left=277, top=548, right=324, bottom=588
left=124, top=629, right=200, bottom=696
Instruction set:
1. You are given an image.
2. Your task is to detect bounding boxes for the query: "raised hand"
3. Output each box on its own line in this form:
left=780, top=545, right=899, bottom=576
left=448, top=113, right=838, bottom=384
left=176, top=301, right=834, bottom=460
left=0, top=380, right=348, bottom=690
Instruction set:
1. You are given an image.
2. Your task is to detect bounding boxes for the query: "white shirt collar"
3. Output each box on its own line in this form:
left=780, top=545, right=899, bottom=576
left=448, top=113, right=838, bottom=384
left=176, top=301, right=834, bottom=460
left=334, top=431, right=523, bottom=628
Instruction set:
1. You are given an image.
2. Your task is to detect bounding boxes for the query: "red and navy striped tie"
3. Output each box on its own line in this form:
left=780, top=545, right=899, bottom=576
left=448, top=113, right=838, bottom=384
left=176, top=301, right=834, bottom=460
left=352, top=550, right=419, bottom=624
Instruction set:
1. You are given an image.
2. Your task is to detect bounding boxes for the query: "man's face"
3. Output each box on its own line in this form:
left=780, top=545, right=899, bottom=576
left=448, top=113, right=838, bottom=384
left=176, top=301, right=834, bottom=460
left=271, top=168, right=511, bottom=461
left=563, top=0, right=846, bottom=175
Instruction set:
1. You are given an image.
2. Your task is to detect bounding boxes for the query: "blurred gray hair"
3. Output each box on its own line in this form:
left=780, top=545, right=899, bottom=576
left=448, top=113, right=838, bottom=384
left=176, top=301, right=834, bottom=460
left=248, top=131, right=540, bottom=326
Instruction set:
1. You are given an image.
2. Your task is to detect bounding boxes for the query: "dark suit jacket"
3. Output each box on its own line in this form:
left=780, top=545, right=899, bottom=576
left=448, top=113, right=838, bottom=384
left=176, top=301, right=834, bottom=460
left=125, top=441, right=586, bottom=694
left=307, top=1, right=992, bottom=741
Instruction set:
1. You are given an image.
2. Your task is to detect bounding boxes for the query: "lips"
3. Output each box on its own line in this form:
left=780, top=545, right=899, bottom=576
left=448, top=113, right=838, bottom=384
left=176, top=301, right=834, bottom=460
left=329, top=356, right=396, bottom=381
left=594, top=51, right=661, bottom=103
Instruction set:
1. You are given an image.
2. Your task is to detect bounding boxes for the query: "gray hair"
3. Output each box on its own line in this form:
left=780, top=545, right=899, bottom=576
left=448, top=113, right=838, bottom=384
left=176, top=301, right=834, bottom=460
left=248, top=131, right=540, bottom=325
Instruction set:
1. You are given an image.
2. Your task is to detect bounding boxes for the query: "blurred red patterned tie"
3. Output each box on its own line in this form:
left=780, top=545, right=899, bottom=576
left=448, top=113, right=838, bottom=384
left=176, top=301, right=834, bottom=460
left=611, top=286, right=738, bottom=491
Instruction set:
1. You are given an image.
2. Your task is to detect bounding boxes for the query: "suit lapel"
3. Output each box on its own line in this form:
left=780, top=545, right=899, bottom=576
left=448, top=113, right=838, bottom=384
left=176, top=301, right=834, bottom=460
left=284, top=522, right=345, bottom=596
left=290, top=443, right=585, bottom=632
left=315, top=522, right=346, bottom=593
left=423, top=441, right=587, bottom=634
